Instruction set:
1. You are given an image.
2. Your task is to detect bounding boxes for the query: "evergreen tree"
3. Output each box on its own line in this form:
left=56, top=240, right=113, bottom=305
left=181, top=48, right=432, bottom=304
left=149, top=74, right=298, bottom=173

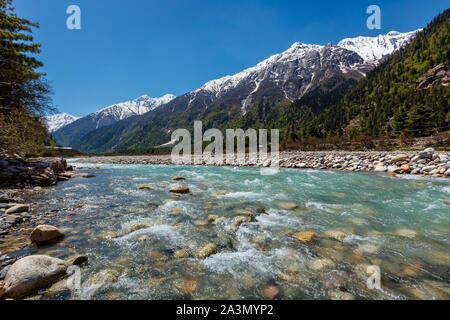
left=0, top=0, right=53, bottom=115
left=407, top=105, right=436, bottom=137
left=0, top=0, right=54, bottom=155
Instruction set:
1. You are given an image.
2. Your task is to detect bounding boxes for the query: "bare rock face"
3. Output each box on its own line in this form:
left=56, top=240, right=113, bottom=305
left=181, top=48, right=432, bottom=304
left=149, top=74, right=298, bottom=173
left=414, top=63, right=449, bottom=89
left=0, top=255, right=68, bottom=299
left=30, top=225, right=65, bottom=244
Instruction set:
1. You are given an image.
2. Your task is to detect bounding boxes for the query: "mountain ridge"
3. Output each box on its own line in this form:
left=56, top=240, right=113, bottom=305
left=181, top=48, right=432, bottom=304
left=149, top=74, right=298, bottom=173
left=52, top=94, right=175, bottom=146
left=61, top=30, right=419, bottom=153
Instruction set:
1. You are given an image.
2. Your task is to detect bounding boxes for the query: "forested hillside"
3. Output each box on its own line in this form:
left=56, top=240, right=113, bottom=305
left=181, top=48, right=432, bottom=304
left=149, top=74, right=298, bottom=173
left=273, top=9, right=449, bottom=143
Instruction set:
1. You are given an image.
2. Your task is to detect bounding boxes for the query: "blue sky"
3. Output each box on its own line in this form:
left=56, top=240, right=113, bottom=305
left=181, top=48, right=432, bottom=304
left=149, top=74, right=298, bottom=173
left=14, top=0, right=449, bottom=117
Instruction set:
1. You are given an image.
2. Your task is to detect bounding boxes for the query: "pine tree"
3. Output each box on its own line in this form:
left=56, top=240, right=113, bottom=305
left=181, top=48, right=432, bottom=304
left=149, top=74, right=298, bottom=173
left=0, top=0, right=54, bottom=155
left=407, top=105, right=436, bottom=137
left=0, top=0, right=53, bottom=115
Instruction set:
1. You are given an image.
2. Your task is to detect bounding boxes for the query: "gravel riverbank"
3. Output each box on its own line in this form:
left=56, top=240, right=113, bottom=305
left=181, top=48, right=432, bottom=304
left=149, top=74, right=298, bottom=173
left=74, top=148, right=450, bottom=178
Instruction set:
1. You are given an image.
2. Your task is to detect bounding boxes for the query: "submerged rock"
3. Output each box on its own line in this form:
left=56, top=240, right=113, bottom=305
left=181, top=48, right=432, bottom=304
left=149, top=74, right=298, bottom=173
left=87, top=269, right=119, bottom=286
left=278, top=202, right=299, bottom=210
left=261, top=285, right=280, bottom=300
left=172, top=177, right=186, bottom=181
left=325, top=230, right=348, bottom=241
left=329, top=290, right=355, bottom=300
left=0, top=255, right=68, bottom=299
left=138, top=185, right=152, bottom=190
left=307, top=258, right=335, bottom=271
left=394, top=229, right=419, bottom=238
left=30, top=225, right=65, bottom=244
left=195, top=243, right=217, bottom=259
left=293, top=231, right=317, bottom=243
left=174, top=249, right=189, bottom=259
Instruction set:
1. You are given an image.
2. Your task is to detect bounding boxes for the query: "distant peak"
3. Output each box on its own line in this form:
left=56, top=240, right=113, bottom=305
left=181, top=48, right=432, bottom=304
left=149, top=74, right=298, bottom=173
left=338, top=29, right=421, bottom=62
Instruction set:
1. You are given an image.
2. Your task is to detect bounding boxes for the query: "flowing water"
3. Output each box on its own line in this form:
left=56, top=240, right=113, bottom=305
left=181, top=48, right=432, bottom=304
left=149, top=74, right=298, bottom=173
left=15, top=161, right=450, bottom=299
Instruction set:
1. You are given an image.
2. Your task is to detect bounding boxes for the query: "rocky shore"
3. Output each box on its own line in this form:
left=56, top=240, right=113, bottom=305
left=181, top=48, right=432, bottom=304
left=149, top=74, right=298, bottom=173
left=0, top=155, right=75, bottom=189
left=0, top=156, right=92, bottom=300
left=75, top=148, right=450, bottom=178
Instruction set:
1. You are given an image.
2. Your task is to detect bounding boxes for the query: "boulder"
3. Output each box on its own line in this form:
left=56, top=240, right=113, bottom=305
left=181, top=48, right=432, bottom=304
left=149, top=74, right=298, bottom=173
left=30, top=225, right=65, bottom=244
left=5, top=204, right=29, bottom=215
left=170, top=186, right=190, bottom=194
left=0, top=255, right=68, bottom=299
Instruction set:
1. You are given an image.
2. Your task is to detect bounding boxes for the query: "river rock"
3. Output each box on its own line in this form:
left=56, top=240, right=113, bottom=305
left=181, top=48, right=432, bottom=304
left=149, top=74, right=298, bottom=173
left=170, top=186, right=190, bottom=194
left=293, top=231, right=317, bottom=243
left=5, top=204, right=29, bottom=215
left=261, top=285, right=279, bottom=300
left=401, top=164, right=411, bottom=173
left=307, top=258, right=334, bottom=271
left=419, top=151, right=433, bottom=159
left=325, top=230, right=348, bottom=241
left=0, top=255, right=68, bottom=299
left=88, top=269, right=119, bottom=286
left=30, top=225, right=65, bottom=244
left=423, top=165, right=437, bottom=173
left=392, top=154, right=408, bottom=162
left=66, top=255, right=88, bottom=266
left=174, top=249, right=189, bottom=259
left=195, top=243, right=217, bottom=259
left=172, top=177, right=186, bottom=181
left=138, top=185, right=152, bottom=190
left=374, top=166, right=387, bottom=172
left=329, top=290, right=355, bottom=300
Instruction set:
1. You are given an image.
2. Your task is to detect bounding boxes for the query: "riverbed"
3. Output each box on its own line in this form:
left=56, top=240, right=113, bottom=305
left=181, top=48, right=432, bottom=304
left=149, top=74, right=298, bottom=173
left=6, top=161, right=450, bottom=300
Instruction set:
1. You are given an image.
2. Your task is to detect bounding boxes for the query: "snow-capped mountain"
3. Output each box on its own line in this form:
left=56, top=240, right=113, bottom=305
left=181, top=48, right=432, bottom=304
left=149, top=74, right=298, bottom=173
left=188, top=42, right=366, bottom=114
left=338, top=30, right=420, bottom=62
left=67, top=29, right=420, bottom=152
left=90, top=94, right=175, bottom=129
left=45, top=113, right=79, bottom=132
left=52, top=94, right=175, bottom=147
left=168, top=30, right=418, bottom=115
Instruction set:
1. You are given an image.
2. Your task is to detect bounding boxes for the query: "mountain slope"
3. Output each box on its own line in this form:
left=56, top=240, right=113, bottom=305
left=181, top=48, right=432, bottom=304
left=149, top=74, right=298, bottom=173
left=74, top=30, right=419, bottom=153
left=289, top=9, right=449, bottom=140
left=45, top=113, right=79, bottom=132
left=52, top=94, right=175, bottom=147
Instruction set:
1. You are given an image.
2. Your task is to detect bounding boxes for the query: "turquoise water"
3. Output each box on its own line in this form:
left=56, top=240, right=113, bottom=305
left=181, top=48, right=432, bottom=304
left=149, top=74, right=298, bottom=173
left=25, top=162, right=450, bottom=300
